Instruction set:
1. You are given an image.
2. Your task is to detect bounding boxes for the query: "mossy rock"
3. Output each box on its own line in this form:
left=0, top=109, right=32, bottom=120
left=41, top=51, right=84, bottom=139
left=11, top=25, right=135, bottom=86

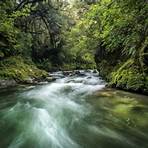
left=0, top=56, right=48, bottom=81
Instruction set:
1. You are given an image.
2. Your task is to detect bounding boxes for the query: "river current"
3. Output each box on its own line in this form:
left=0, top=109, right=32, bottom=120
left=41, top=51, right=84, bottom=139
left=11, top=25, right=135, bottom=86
left=0, top=70, right=148, bottom=148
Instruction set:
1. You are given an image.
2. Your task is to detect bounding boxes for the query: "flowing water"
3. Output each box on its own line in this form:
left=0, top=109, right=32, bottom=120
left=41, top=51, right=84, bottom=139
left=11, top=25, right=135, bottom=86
left=0, top=70, right=148, bottom=148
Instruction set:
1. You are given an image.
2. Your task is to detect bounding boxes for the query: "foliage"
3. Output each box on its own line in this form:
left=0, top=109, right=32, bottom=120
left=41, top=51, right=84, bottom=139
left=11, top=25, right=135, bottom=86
left=36, top=59, right=52, bottom=71
left=0, top=56, right=47, bottom=81
left=64, top=0, right=148, bottom=92
left=0, top=1, right=32, bottom=57
left=111, top=60, right=145, bottom=90
left=0, top=0, right=148, bottom=93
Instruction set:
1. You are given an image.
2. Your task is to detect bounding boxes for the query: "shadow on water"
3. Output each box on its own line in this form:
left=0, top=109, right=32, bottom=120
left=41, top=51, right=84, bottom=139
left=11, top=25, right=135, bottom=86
left=0, top=70, right=148, bottom=148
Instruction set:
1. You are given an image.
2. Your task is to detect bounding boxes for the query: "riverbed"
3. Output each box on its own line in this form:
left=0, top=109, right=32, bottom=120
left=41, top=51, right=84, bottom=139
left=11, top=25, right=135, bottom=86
left=0, top=71, right=148, bottom=148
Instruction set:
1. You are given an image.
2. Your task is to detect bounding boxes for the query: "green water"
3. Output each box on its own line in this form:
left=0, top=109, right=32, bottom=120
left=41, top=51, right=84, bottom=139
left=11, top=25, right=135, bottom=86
left=0, top=71, right=148, bottom=148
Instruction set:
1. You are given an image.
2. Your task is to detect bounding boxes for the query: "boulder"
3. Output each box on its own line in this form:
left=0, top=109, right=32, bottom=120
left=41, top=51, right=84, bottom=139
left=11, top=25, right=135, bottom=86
left=63, top=71, right=74, bottom=76
left=45, top=77, right=56, bottom=82
left=23, top=78, right=34, bottom=84
left=93, top=69, right=98, bottom=73
left=75, top=70, right=86, bottom=76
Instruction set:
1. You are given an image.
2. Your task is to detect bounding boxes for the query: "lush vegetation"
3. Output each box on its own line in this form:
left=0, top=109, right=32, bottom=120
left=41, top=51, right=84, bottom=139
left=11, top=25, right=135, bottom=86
left=0, top=56, right=47, bottom=81
left=65, top=0, right=148, bottom=93
left=0, top=0, right=148, bottom=93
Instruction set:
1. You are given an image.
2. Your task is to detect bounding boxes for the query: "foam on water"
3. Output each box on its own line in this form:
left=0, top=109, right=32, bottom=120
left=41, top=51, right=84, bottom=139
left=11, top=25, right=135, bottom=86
left=1, top=70, right=148, bottom=148
left=2, top=70, right=105, bottom=148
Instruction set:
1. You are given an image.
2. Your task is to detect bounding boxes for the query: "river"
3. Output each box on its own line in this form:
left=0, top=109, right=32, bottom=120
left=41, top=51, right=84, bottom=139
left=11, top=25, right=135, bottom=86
left=0, top=70, right=148, bottom=148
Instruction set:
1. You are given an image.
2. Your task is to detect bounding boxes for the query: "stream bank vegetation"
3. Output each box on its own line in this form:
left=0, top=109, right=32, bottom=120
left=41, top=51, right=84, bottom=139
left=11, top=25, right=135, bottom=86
left=0, top=0, right=148, bottom=94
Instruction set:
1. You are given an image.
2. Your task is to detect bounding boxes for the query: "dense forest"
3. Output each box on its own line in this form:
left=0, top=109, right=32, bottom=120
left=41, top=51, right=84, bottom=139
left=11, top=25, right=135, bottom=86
left=0, top=0, right=148, bottom=94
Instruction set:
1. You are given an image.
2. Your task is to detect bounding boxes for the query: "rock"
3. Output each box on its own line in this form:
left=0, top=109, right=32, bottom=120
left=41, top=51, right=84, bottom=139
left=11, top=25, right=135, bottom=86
left=45, top=77, right=56, bottom=82
left=85, top=69, right=92, bottom=73
left=0, top=75, right=56, bottom=88
left=21, top=76, right=56, bottom=84
left=23, top=78, right=33, bottom=84
left=93, top=69, right=98, bottom=73
left=74, top=70, right=86, bottom=76
left=74, top=70, right=81, bottom=75
left=0, top=79, right=17, bottom=88
left=22, top=77, right=40, bottom=85
left=49, top=73, right=64, bottom=79
left=63, top=71, right=74, bottom=76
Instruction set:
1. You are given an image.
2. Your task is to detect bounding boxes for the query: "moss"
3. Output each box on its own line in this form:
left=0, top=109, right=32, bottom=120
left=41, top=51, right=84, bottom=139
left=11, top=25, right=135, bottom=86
left=112, top=69, right=143, bottom=89
left=0, top=56, right=48, bottom=81
left=110, top=60, right=147, bottom=92
left=96, top=58, right=148, bottom=93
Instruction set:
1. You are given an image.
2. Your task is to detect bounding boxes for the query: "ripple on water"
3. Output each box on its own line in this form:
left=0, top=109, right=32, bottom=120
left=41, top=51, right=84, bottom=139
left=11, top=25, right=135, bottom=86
left=0, top=71, right=148, bottom=148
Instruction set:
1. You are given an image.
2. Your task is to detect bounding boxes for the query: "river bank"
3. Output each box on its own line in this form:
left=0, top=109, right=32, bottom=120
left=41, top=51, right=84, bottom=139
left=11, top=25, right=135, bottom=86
left=0, top=56, right=147, bottom=96
left=0, top=65, right=148, bottom=97
left=96, top=60, right=148, bottom=96
left=0, top=69, right=97, bottom=88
